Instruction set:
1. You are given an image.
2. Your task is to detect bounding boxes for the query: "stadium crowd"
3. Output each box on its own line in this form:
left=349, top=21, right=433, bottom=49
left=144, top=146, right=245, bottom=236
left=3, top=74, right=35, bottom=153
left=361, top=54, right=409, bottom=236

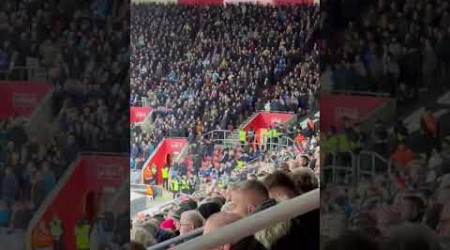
left=0, top=0, right=129, bottom=240
left=130, top=3, right=319, bottom=141
left=321, top=0, right=450, bottom=104
left=321, top=0, right=450, bottom=249
left=131, top=110, right=320, bottom=249
left=131, top=169, right=319, bottom=250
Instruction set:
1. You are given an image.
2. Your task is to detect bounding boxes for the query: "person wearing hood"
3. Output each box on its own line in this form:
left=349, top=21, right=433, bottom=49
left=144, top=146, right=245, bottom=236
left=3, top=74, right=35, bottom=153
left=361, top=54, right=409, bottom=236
left=203, top=212, right=266, bottom=250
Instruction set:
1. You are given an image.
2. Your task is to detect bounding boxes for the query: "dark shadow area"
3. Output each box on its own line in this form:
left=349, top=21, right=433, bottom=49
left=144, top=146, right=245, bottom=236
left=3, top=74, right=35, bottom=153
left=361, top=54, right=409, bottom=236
left=0, top=0, right=130, bottom=249
left=321, top=0, right=450, bottom=249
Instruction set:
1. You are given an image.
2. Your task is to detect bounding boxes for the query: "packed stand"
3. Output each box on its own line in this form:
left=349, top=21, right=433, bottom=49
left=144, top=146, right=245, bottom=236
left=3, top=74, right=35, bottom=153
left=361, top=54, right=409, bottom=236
left=321, top=0, right=450, bottom=106
left=0, top=0, right=129, bottom=234
left=131, top=3, right=319, bottom=139
left=130, top=167, right=319, bottom=250
left=131, top=123, right=158, bottom=170
left=164, top=114, right=319, bottom=196
left=130, top=115, right=320, bottom=249
left=322, top=111, right=450, bottom=247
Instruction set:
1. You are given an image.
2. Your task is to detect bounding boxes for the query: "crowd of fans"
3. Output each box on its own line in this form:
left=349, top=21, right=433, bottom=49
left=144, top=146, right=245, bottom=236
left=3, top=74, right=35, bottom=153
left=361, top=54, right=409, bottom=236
left=321, top=0, right=450, bottom=105
left=131, top=3, right=319, bottom=142
left=131, top=169, right=319, bottom=250
left=0, top=0, right=129, bottom=238
left=322, top=110, right=450, bottom=249
left=131, top=111, right=320, bottom=249
left=321, top=0, right=450, bottom=249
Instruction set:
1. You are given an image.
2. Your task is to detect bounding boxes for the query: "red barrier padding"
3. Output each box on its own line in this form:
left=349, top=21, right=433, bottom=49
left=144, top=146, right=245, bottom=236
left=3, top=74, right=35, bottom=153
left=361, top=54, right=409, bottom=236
left=29, top=154, right=128, bottom=250
left=130, top=106, right=152, bottom=124
left=0, top=81, right=51, bottom=118
left=142, top=138, right=188, bottom=184
left=320, top=93, right=391, bottom=133
left=243, top=111, right=295, bottom=131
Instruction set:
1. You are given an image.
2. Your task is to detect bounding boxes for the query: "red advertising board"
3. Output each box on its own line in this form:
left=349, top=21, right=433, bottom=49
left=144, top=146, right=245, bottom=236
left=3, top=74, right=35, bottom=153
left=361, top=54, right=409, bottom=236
left=130, top=106, right=152, bottom=124
left=0, top=81, right=51, bottom=119
left=142, top=138, right=188, bottom=184
left=242, top=111, right=295, bottom=131
left=320, top=93, right=391, bottom=133
left=27, top=154, right=128, bottom=250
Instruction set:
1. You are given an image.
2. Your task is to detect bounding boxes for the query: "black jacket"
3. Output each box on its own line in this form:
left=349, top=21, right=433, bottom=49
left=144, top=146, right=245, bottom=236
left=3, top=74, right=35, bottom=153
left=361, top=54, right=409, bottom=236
left=232, top=236, right=267, bottom=250
left=254, top=200, right=319, bottom=250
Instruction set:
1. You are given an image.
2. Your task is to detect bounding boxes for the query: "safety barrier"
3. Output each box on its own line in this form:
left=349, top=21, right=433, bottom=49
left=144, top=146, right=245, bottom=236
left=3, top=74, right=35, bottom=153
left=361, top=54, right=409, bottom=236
left=166, top=189, right=318, bottom=250
left=323, top=150, right=390, bottom=186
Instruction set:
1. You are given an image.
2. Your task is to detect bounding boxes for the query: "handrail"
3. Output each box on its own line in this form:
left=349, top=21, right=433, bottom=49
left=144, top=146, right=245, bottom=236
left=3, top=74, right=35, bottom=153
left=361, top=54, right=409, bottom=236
left=170, top=189, right=319, bottom=250
left=147, top=227, right=204, bottom=250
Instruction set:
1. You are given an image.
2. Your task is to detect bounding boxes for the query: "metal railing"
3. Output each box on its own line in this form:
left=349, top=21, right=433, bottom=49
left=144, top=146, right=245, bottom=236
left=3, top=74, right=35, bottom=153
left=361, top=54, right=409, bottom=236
left=167, top=189, right=319, bottom=250
left=148, top=227, right=204, bottom=250
left=323, top=150, right=390, bottom=186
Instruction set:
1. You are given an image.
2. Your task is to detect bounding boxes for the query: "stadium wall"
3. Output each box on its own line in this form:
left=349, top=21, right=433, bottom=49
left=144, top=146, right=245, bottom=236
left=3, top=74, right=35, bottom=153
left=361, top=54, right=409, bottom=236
left=320, top=94, right=394, bottom=133
left=27, top=154, right=129, bottom=250
left=142, top=138, right=188, bottom=184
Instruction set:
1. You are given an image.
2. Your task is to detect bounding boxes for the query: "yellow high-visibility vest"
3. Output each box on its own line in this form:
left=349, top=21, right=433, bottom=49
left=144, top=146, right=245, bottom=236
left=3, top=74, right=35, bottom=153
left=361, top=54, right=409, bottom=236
left=162, top=167, right=169, bottom=179
left=171, top=179, right=179, bottom=191
left=75, top=224, right=90, bottom=249
left=239, top=130, right=246, bottom=142
left=237, top=161, right=245, bottom=169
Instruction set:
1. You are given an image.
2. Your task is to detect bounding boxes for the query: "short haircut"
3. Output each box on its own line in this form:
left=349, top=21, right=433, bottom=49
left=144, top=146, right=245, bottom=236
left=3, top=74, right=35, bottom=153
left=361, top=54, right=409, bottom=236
left=262, top=170, right=298, bottom=195
left=198, top=202, right=222, bottom=220
left=204, top=212, right=242, bottom=234
left=291, top=167, right=318, bottom=193
left=181, top=210, right=205, bottom=229
left=236, top=180, right=269, bottom=201
left=131, top=227, right=155, bottom=247
left=180, top=199, right=198, bottom=210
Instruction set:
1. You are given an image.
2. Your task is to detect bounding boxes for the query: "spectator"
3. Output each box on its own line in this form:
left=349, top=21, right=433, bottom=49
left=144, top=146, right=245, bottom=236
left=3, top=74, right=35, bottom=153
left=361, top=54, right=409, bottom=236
left=262, top=171, right=298, bottom=201
left=229, top=180, right=269, bottom=217
left=179, top=210, right=205, bottom=236
left=203, top=212, right=266, bottom=250
left=198, top=202, right=222, bottom=220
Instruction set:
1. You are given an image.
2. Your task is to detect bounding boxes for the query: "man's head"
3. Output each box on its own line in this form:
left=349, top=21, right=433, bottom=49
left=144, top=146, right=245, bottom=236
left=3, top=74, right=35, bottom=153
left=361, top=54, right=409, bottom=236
left=400, top=195, right=425, bottom=223
left=179, top=210, right=205, bottom=235
left=203, top=212, right=242, bottom=250
left=262, top=171, right=298, bottom=201
left=230, top=180, right=269, bottom=217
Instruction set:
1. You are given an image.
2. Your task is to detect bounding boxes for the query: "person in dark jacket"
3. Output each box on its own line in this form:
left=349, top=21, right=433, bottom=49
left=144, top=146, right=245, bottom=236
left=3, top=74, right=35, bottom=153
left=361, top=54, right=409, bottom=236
left=253, top=199, right=317, bottom=250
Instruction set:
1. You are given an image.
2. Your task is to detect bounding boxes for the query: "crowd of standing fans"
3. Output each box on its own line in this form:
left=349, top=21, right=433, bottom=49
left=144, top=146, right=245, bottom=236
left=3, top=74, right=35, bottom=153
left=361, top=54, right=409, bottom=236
left=131, top=114, right=320, bottom=249
left=131, top=3, right=319, bottom=140
left=322, top=0, right=450, bottom=104
left=321, top=0, right=450, bottom=249
left=131, top=169, right=319, bottom=250
left=0, top=0, right=129, bottom=234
